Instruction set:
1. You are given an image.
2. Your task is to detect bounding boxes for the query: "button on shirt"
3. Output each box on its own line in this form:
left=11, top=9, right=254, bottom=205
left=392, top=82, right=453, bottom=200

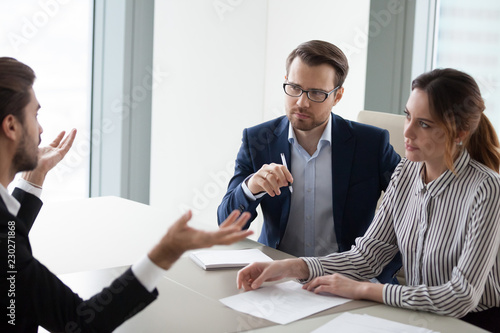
left=279, top=114, right=338, bottom=257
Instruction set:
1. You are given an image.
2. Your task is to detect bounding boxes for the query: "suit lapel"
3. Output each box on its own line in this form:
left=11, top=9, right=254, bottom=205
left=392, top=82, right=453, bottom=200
left=270, top=116, right=290, bottom=163
left=330, top=114, right=354, bottom=233
left=0, top=195, right=14, bottom=219
left=0, top=196, right=7, bottom=213
left=270, top=117, right=292, bottom=240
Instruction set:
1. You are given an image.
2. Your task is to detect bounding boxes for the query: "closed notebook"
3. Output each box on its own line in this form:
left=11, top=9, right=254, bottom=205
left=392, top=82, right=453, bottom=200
left=189, top=249, right=273, bottom=270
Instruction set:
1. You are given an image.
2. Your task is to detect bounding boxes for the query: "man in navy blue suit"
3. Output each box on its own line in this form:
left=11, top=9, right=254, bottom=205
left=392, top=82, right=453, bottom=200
left=218, top=40, right=401, bottom=283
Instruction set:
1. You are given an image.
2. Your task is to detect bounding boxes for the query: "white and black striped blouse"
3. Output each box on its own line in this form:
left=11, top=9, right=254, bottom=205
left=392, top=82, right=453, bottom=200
left=302, top=150, right=500, bottom=317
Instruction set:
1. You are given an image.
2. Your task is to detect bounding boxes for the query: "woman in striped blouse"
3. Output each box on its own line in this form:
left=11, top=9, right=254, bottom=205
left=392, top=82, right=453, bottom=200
left=237, top=68, right=500, bottom=332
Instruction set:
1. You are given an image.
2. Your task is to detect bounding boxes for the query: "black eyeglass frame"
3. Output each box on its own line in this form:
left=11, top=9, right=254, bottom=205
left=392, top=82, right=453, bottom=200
left=283, top=83, right=340, bottom=103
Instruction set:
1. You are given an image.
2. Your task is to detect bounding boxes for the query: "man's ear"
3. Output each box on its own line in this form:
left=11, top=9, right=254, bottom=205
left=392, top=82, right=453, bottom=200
left=1, top=114, right=21, bottom=141
left=332, top=87, right=344, bottom=106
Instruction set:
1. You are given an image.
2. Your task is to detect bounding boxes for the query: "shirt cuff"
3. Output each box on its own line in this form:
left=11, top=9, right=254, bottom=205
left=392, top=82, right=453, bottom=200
left=131, top=255, right=167, bottom=293
left=383, top=283, right=403, bottom=307
left=241, top=174, right=266, bottom=201
left=17, top=178, right=42, bottom=198
left=298, top=257, right=324, bottom=283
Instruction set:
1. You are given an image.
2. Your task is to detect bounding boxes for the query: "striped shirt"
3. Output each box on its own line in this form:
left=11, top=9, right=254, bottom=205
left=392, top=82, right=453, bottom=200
left=302, top=150, right=500, bottom=317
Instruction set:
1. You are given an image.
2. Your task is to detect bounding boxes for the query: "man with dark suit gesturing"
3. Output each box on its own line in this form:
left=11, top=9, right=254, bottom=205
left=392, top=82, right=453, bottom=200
left=218, top=40, right=401, bottom=283
left=0, top=57, right=253, bottom=333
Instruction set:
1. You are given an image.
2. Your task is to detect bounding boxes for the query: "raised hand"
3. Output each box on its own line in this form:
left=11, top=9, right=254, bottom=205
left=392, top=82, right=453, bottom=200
left=22, top=129, right=77, bottom=187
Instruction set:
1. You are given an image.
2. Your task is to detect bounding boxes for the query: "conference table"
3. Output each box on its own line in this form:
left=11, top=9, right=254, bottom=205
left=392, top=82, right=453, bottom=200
left=30, top=196, right=487, bottom=332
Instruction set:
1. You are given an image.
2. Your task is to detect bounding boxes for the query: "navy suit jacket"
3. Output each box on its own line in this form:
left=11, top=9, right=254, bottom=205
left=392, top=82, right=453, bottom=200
left=218, top=114, right=402, bottom=282
left=0, top=189, right=157, bottom=333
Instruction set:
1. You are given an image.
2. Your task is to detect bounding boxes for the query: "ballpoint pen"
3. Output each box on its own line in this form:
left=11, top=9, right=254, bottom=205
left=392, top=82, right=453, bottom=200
left=280, top=153, right=293, bottom=193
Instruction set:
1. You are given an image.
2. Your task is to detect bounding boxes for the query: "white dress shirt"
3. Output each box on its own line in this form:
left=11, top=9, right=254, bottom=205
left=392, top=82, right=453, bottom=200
left=279, top=114, right=337, bottom=257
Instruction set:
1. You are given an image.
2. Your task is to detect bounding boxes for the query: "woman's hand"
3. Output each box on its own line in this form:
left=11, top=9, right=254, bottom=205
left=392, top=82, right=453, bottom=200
left=303, top=273, right=384, bottom=302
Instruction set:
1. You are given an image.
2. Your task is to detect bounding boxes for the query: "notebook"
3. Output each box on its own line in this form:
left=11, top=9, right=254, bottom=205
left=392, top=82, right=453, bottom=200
left=189, top=248, right=273, bottom=270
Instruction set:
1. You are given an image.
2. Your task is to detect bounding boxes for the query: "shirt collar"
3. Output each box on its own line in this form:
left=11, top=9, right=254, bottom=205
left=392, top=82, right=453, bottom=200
left=416, top=149, right=471, bottom=197
left=288, top=113, right=332, bottom=148
left=0, top=183, right=20, bottom=216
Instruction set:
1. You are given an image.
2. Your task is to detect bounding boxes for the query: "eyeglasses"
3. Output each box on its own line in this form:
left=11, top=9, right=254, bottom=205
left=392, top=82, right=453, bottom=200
left=283, top=83, right=339, bottom=103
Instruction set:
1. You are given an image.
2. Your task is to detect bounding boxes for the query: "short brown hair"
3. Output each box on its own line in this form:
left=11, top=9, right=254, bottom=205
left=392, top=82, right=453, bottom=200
left=0, top=57, right=36, bottom=125
left=412, top=68, right=500, bottom=172
left=286, top=40, right=349, bottom=88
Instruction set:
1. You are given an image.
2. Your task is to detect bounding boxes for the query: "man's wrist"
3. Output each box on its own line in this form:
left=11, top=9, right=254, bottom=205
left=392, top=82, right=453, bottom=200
left=242, top=174, right=265, bottom=200
left=21, top=170, right=46, bottom=188
left=148, top=244, right=182, bottom=270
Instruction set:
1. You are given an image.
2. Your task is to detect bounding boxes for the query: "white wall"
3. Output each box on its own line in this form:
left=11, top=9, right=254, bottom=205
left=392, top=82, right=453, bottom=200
left=150, top=0, right=370, bottom=234
left=263, top=0, right=371, bottom=121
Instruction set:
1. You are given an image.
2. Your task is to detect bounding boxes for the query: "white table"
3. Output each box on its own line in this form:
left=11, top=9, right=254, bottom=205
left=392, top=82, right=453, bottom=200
left=31, top=196, right=487, bottom=332
left=30, top=196, right=179, bottom=274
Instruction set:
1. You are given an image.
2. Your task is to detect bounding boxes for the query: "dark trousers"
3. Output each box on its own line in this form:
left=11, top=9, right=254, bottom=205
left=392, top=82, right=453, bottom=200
left=461, top=307, right=500, bottom=333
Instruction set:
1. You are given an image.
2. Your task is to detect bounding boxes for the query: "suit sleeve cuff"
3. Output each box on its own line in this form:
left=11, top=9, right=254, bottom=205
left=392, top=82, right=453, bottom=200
left=132, top=255, right=167, bottom=292
left=241, top=174, right=266, bottom=201
left=17, top=178, right=43, bottom=198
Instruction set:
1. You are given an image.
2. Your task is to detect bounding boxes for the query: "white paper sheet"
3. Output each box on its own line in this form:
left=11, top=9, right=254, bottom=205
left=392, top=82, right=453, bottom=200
left=189, top=249, right=273, bottom=270
left=219, top=280, right=351, bottom=325
left=311, top=312, right=440, bottom=333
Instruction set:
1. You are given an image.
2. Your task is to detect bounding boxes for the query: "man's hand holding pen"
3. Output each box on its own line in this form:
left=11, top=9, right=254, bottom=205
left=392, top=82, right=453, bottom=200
left=247, top=154, right=294, bottom=197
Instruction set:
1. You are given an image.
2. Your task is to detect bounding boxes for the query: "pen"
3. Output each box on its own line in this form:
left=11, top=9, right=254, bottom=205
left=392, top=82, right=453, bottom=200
left=280, top=153, right=293, bottom=193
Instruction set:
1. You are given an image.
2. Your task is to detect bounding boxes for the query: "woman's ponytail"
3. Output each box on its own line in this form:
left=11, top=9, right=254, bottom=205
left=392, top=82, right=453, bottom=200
left=467, top=113, right=500, bottom=172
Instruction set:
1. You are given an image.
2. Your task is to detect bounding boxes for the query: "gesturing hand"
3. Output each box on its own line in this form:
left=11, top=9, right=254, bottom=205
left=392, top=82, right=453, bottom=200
left=37, top=129, right=77, bottom=173
left=149, top=210, right=253, bottom=270
left=22, top=129, right=77, bottom=187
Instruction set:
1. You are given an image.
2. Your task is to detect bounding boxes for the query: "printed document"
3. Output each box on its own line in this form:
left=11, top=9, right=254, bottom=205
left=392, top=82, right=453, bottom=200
left=220, top=280, right=351, bottom=325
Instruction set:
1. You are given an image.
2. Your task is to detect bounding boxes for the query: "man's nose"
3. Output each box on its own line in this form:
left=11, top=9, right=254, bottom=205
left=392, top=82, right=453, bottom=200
left=296, top=92, right=310, bottom=108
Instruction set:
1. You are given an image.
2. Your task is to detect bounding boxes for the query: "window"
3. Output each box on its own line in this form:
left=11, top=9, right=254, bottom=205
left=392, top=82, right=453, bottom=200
left=0, top=0, right=93, bottom=201
left=434, top=0, right=500, bottom=131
